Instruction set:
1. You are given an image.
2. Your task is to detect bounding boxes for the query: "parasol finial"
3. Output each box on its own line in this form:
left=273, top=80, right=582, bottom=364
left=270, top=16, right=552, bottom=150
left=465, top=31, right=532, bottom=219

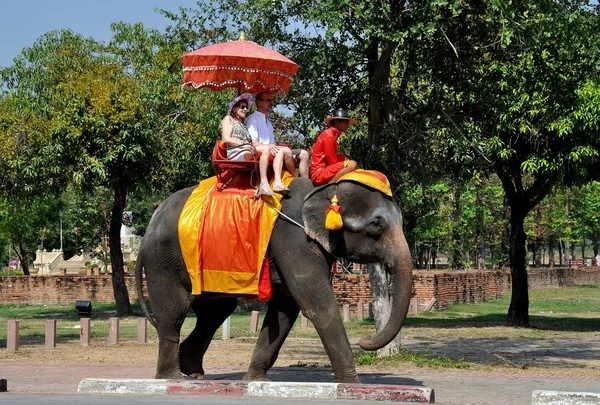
left=239, top=32, right=246, bottom=41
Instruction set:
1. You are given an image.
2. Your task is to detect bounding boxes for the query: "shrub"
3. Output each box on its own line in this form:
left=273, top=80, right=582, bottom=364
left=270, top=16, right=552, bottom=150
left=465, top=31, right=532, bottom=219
left=0, top=270, right=25, bottom=276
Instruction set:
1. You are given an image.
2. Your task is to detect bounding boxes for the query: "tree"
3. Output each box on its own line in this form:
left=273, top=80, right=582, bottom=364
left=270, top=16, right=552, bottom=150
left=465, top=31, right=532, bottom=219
left=0, top=78, right=64, bottom=274
left=0, top=195, right=62, bottom=274
left=425, top=1, right=600, bottom=325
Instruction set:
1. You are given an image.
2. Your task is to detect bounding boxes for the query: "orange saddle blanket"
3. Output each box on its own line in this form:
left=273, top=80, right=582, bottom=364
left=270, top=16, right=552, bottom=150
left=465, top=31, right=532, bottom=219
left=178, top=172, right=293, bottom=300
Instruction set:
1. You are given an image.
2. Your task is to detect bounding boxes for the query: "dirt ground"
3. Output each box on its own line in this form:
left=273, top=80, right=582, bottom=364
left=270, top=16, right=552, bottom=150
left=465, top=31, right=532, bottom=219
left=2, top=332, right=600, bottom=379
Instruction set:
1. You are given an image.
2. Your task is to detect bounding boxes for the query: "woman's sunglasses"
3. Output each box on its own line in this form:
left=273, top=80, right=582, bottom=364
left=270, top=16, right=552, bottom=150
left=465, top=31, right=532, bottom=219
left=238, top=104, right=249, bottom=110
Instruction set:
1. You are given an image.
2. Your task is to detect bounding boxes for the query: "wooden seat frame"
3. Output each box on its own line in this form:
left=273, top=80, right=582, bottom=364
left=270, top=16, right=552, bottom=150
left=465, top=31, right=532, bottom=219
left=211, top=140, right=298, bottom=192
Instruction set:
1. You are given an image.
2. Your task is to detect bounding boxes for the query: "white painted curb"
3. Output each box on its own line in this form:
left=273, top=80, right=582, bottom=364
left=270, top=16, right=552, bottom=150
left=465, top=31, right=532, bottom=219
left=78, top=378, right=434, bottom=403
left=247, top=381, right=338, bottom=399
left=532, top=390, right=600, bottom=405
left=78, top=378, right=169, bottom=395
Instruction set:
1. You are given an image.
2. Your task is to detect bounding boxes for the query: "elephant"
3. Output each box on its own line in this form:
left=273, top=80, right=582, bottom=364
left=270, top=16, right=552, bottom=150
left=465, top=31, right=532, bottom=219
left=135, top=176, right=413, bottom=383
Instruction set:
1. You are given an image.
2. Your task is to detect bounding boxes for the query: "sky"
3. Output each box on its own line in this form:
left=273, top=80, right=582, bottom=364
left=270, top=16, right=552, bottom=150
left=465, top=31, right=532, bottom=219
left=0, top=0, right=200, bottom=68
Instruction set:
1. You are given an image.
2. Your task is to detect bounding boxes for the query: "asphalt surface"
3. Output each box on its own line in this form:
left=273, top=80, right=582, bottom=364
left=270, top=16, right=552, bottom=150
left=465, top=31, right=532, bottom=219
left=2, top=361, right=600, bottom=404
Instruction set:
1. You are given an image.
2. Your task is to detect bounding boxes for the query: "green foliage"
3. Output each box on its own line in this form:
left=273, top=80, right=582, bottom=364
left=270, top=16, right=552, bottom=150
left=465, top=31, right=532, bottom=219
left=0, top=270, right=24, bottom=276
left=355, top=349, right=470, bottom=369
left=0, top=194, right=63, bottom=271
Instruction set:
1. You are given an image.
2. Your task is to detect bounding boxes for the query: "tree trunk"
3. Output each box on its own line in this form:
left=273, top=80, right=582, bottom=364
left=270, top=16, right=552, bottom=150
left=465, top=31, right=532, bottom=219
left=17, top=239, right=30, bottom=276
left=476, top=182, right=485, bottom=269
left=592, top=231, right=600, bottom=258
left=548, top=191, right=555, bottom=267
left=507, top=203, right=529, bottom=327
left=451, top=184, right=463, bottom=270
left=366, top=39, right=395, bottom=171
left=496, top=166, right=552, bottom=327
left=558, top=239, right=564, bottom=266
left=109, top=182, right=133, bottom=317
left=563, top=188, right=570, bottom=266
left=534, top=204, right=542, bottom=267
left=367, top=263, right=401, bottom=356
left=501, top=196, right=511, bottom=268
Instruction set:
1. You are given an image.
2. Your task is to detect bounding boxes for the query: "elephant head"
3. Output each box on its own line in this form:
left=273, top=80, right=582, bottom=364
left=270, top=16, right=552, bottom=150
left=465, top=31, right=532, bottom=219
left=302, top=180, right=412, bottom=351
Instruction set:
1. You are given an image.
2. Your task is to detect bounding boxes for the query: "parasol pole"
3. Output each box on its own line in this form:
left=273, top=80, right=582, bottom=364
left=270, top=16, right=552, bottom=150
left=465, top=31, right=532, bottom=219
left=237, top=32, right=246, bottom=96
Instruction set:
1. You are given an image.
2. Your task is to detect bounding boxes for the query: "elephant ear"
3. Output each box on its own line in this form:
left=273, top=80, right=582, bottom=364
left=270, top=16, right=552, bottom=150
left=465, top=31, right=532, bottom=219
left=302, top=183, right=343, bottom=253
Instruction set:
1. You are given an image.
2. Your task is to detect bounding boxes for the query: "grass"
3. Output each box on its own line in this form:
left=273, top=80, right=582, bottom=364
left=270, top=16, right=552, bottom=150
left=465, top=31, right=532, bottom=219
left=355, top=349, right=470, bottom=369
left=2, top=284, right=600, bottom=369
left=407, top=284, right=600, bottom=336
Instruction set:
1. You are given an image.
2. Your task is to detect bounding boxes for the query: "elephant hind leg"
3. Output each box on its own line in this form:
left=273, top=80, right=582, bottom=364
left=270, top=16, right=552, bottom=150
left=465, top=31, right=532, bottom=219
left=244, top=294, right=299, bottom=381
left=180, top=298, right=238, bottom=379
left=154, top=299, right=191, bottom=379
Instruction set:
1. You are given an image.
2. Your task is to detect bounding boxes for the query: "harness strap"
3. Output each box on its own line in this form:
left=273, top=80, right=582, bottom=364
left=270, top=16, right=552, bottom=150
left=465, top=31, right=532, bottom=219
left=263, top=200, right=305, bottom=230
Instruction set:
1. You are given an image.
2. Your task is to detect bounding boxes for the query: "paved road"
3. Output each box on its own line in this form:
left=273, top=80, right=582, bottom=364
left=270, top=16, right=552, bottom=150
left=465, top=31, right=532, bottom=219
left=2, top=361, right=600, bottom=404
left=0, top=394, right=379, bottom=405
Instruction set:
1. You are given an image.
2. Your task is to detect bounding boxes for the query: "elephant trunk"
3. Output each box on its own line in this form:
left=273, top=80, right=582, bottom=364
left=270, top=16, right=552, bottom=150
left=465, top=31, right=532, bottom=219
left=359, top=224, right=413, bottom=351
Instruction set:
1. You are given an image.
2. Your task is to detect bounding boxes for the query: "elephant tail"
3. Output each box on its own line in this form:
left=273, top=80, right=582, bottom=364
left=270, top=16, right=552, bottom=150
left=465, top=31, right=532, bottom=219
left=135, top=251, right=157, bottom=329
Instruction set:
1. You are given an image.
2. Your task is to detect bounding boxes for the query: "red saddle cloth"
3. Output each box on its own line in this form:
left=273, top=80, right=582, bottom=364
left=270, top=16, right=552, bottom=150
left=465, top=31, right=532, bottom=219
left=179, top=171, right=293, bottom=300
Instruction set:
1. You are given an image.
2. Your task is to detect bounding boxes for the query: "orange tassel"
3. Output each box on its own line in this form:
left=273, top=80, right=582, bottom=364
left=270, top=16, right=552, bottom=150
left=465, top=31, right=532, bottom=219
left=325, top=194, right=343, bottom=230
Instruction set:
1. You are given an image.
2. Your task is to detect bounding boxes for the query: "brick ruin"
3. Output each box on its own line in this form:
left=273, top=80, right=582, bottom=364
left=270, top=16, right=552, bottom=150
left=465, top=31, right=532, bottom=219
left=1, top=267, right=599, bottom=310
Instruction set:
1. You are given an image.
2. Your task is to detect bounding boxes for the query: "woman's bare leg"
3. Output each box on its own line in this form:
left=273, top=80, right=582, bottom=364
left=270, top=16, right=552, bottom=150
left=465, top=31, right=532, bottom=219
left=254, top=144, right=274, bottom=194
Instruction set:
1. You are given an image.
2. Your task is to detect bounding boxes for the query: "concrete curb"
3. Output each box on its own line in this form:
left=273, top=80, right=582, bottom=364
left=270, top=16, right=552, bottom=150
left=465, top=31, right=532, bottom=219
left=532, top=390, right=600, bottom=405
left=78, top=378, right=434, bottom=403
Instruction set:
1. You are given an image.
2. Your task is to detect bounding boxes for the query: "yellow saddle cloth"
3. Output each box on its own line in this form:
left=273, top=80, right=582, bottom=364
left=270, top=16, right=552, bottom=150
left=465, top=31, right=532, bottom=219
left=336, top=169, right=392, bottom=196
left=178, top=171, right=294, bottom=299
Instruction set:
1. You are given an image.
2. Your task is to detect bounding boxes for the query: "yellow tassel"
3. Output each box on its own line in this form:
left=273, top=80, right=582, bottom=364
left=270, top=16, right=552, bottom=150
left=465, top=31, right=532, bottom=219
left=325, top=194, right=343, bottom=230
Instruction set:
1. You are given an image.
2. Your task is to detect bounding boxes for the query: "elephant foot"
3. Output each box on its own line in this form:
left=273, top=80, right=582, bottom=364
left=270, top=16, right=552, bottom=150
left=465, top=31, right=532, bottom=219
left=334, top=375, right=360, bottom=384
left=155, top=370, right=184, bottom=380
left=180, top=363, right=205, bottom=380
left=243, top=371, right=270, bottom=382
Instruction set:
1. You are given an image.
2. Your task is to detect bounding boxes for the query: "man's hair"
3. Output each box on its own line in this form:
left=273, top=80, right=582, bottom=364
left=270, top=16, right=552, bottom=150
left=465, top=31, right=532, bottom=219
left=256, top=91, right=270, bottom=101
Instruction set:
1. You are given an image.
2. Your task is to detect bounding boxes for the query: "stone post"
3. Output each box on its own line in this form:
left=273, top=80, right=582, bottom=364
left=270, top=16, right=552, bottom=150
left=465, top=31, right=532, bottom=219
left=357, top=301, right=364, bottom=322
left=250, top=311, right=260, bottom=333
left=7, top=320, right=19, bottom=351
left=108, top=317, right=119, bottom=344
left=343, top=304, right=351, bottom=322
left=301, top=313, right=309, bottom=327
left=137, top=318, right=147, bottom=343
left=80, top=317, right=91, bottom=346
left=45, top=320, right=56, bottom=349
left=222, top=316, right=231, bottom=340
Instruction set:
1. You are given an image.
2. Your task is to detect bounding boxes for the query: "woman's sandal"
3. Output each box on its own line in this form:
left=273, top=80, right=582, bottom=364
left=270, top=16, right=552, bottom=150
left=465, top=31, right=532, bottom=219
left=273, top=183, right=291, bottom=196
left=258, top=183, right=275, bottom=196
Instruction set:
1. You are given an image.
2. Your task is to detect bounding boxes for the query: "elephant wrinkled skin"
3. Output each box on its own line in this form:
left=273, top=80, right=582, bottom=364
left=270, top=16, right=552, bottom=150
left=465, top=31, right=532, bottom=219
left=135, top=177, right=413, bottom=383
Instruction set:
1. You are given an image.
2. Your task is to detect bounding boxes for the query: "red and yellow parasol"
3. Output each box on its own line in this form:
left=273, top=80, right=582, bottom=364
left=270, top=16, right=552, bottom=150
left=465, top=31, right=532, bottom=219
left=182, top=33, right=299, bottom=95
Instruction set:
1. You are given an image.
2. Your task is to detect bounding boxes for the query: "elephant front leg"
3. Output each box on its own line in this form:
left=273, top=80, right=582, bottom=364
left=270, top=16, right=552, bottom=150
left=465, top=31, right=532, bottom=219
left=290, top=275, right=360, bottom=383
left=244, top=294, right=300, bottom=381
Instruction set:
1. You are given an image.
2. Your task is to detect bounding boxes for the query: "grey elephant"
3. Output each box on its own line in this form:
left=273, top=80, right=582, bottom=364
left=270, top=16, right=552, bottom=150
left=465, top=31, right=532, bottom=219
left=135, top=176, right=412, bottom=383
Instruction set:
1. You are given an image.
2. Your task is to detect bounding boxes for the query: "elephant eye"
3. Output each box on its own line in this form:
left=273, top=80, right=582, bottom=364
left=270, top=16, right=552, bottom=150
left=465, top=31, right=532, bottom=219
left=366, top=217, right=385, bottom=235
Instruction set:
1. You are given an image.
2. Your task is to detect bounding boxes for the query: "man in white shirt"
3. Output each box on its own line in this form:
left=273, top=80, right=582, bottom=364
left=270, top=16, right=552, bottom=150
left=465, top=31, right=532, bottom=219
left=246, top=92, right=310, bottom=178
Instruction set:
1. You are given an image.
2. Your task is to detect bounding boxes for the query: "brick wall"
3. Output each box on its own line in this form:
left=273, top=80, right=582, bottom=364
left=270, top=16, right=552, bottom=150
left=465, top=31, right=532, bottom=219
left=333, top=270, right=508, bottom=309
left=526, top=267, right=600, bottom=289
left=331, top=274, right=372, bottom=304
left=0, top=275, right=144, bottom=304
left=332, top=267, right=600, bottom=309
left=1, top=267, right=599, bottom=307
